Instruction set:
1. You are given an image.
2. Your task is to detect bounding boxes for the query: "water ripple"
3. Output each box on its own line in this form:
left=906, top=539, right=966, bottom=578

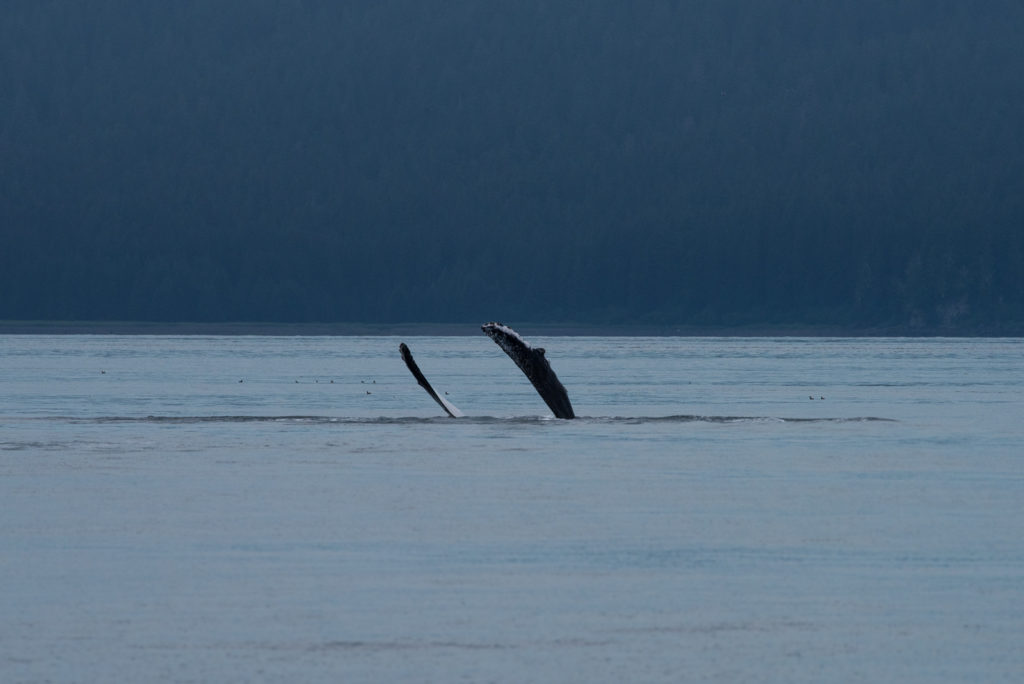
left=27, top=414, right=896, bottom=425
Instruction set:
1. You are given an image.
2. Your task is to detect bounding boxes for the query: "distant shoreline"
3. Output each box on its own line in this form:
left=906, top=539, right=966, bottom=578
left=0, top=320, right=1019, bottom=337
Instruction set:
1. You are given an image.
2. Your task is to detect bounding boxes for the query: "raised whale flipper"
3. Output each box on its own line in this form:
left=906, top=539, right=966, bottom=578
left=399, top=342, right=463, bottom=418
left=481, top=322, right=575, bottom=419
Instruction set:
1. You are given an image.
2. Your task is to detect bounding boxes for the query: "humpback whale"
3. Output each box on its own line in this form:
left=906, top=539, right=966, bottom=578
left=399, top=343, right=463, bottom=417
left=481, top=322, right=575, bottom=419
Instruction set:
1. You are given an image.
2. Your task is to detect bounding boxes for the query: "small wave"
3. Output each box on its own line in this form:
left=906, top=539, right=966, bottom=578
left=588, top=415, right=895, bottom=424
left=75, top=415, right=445, bottom=425
left=36, top=414, right=896, bottom=425
left=1, top=440, right=73, bottom=451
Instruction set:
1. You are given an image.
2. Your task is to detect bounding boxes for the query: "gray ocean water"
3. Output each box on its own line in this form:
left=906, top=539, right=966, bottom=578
left=2, top=334, right=1022, bottom=682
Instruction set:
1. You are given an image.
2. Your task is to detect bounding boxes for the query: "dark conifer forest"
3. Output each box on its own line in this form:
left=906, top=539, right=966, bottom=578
left=2, top=2, right=1022, bottom=332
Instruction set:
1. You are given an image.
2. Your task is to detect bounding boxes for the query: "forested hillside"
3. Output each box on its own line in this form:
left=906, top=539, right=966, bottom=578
left=2, top=1, right=1022, bottom=331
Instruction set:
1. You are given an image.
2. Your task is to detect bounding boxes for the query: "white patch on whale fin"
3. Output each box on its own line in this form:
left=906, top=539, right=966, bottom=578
left=483, top=322, right=532, bottom=349
left=438, top=395, right=463, bottom=418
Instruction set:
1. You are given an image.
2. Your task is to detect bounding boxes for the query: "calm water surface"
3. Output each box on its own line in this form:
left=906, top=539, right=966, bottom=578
left=2, top=335, right=1022, bottom=682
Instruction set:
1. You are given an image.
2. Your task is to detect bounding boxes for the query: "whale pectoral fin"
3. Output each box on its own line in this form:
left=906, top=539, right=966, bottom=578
left=481, top=322, right=575, bottom=419
left=399, top=342, right=462, bottom=418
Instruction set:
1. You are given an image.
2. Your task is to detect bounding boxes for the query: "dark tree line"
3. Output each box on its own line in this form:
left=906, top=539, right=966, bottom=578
left=2, top=1, right=1023, bottom=332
